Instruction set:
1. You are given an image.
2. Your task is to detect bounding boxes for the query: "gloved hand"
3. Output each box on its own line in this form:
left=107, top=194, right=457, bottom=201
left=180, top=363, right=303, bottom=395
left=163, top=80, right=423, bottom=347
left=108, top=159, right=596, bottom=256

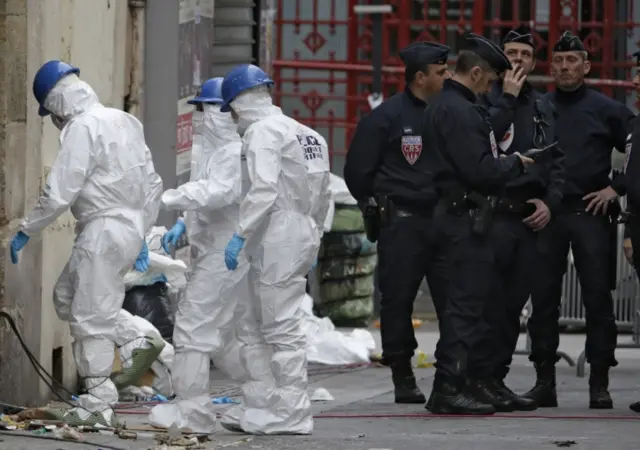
left=134, top=241, right=150, bottom=272
left=312, top=257, right=318, bottom=269
left=10, top=231, right=30, bottom=264
left=162, top=220, right=187, bottom=254
left=224, top=234, right=246, bottom=271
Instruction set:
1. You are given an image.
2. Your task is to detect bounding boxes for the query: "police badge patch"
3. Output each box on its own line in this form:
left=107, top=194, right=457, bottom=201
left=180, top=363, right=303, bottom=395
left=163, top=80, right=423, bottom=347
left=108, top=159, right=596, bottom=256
left=624, top=133, right=632, bottom=173
left=401, top=135, right=422, bottom=165
left=489, top=130, right=498, bottom=158
left=498, top=123, right=515, bottom=152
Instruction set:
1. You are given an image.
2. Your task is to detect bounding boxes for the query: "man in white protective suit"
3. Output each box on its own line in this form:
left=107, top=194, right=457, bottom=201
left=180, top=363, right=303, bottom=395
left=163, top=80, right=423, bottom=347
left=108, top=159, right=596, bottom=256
left=148, top=77, right=266, bottom=432
left=9, top=61, right=164, bottom=427
left=219, top=64, right=332, bottom=435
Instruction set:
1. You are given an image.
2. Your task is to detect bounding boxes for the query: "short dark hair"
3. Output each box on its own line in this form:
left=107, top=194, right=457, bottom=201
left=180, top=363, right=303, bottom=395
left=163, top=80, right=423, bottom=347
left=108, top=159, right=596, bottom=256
left=405, top=64, right=430, bottom=84
left=454, top=50, right=492, bottom=74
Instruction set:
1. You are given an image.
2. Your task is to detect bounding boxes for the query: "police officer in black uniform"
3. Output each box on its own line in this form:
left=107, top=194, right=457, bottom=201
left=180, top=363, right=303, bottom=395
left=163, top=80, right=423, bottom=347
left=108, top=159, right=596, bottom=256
left=622, top=50, right=640, bottom=413
left=474, top=26, right=565, bottom=411
left=422, top=34, right=535, bottom=415
left=525, top=32, right=634, bottom=410
left=343, top=42, right=451, bottom=404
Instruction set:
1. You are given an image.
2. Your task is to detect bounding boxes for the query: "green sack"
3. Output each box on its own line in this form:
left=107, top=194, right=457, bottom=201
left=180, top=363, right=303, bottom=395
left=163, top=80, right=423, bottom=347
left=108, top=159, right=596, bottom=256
left=319, top=274, right=375, bottom=304
left=320, top=232, right=376, bottom=259
left=331, top=204, right=365, bottom=232
left=320, top=254, right=377, bottom=281
left=317, top=296, right=374, bottom=327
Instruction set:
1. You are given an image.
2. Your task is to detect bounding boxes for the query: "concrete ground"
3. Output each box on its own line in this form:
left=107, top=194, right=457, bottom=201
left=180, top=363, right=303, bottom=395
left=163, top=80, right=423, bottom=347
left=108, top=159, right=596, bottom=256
left=2, top=328, right=640, bottom=449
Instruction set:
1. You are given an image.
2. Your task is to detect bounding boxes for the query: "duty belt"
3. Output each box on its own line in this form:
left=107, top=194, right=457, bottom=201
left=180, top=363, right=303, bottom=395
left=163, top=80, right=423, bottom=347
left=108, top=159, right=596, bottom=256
left=395, top=207, right=434, bottom=218
left=493, top=198, right=533, bottom=216
left=559, top=196, right=621, bottom=220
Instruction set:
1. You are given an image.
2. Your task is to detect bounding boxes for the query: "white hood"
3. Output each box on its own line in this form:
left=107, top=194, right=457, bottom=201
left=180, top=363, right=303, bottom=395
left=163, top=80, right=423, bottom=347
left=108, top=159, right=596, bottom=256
left=44, top=74, right=100, bottom=120
left=230, top=86, right=282, bottom=132
left=202, top=104, right=241, bottom=152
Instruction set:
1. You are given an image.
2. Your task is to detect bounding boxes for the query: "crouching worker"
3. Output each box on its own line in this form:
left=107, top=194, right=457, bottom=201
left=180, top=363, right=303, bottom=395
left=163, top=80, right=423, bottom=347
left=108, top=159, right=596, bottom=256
left=10, top=61, right=164, bottom=427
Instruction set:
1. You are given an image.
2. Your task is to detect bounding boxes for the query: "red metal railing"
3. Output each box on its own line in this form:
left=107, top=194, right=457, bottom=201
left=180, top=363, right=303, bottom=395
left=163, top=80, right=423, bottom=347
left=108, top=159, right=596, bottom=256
left=272, top=0, right=640, bottom=168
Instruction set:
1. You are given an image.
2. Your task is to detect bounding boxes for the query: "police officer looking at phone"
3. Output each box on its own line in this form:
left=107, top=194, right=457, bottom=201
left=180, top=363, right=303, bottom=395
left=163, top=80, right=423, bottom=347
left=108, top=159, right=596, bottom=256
left=343, top=42, right=451, bottom=404
left=525, top=32, right=634, bottom=410
left=422, top=34, right=535, bottom=415
left=624, top=50, right=640, bottom=414
left=474, top=25, right=565, bottom=411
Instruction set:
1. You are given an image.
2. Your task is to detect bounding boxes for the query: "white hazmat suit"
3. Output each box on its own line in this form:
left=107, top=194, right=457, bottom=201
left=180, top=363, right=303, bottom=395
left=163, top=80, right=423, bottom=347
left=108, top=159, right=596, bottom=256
left=20, top=74, right=163, bottom=427
left=149, top=104, right=251, bottom=432
left=190, top=109, right=205, bottom=179
left=221, top=86, right=332, bottom=435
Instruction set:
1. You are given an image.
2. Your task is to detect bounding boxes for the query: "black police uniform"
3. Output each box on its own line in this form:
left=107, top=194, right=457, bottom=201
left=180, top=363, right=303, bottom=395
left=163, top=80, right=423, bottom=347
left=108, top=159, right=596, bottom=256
left=626, top=52, right=640, bottom=414
left=625, top=52, right=640, bottom=283
left=422, top=34, right=525, bottom=415
left=475, top=27, right=565, bottom=411
left=526, top=32, right=635, bottom=409
left=343, top=42, right=450, bottom=404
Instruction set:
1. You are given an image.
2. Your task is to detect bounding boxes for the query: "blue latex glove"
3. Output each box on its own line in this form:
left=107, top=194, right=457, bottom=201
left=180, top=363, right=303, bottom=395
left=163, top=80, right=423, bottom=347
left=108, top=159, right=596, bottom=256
left=134, top=241, right=150, bottom=272
left=10, top=231, right=30, bottom=264
left=224, top=234, right=245, bottom=271
left=312, top=257, right=318, bottom=269
left=162, top=220, right=186, bottom=254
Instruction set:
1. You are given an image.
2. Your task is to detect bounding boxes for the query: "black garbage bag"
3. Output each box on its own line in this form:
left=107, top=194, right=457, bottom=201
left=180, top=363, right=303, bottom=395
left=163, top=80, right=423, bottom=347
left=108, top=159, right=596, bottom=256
left=122, top=282, right=174, bottom=344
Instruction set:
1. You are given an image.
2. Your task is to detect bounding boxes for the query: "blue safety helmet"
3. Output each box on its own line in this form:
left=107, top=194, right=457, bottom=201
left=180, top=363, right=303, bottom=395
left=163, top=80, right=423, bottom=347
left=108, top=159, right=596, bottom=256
left=220, top=64, right=274, bottom=113
left=33, top=60, right=80, bottom=117
left=187, top=77, right=224, bottom=105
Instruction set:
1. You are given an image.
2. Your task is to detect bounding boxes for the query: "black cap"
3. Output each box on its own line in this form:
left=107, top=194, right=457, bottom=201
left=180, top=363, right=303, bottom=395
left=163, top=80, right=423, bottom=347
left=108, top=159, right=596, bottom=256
left=399, top=42, right=450, bottom=67
left=634, top=50, right=640, bottom=66
left=400, top=42, right=450, bottom=82
left=464, top=33, right=512, bottom=73
left=553, top=31, right=586, bottom=53
left=503, top=25, right=535, bottom=49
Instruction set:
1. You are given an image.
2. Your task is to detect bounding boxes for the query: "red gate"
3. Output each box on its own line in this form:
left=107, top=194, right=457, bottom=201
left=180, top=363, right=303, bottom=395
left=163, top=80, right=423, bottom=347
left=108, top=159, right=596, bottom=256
left=273, top=0, right=640, bottom=171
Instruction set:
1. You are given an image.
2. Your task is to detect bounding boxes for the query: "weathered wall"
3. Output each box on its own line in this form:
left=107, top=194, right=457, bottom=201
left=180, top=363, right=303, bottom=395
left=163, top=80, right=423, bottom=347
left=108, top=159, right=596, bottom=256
left=0, top=0, right=129, bottom=405
left=0, top=0, right=43, bottom=406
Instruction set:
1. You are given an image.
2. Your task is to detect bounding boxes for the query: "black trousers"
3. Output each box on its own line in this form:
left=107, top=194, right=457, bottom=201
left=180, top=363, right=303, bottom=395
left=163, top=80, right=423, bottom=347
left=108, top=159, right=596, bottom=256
left=377, top=212, right=448, bottom=361
left=628, top=219, right=640, bottom=279
left=528, top=213, right=618, bottom=367
left=432, top=214, right=496, bottom=380
left=479, top=217, right=537, bottom=380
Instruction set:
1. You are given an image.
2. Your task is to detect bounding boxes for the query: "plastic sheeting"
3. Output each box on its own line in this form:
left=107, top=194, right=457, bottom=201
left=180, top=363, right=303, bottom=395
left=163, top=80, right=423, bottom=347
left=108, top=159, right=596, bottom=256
left=329, top=173, right=358, bottom=206
left=323, top=174, right=358, bottom=233
left=317, top=196, right=377, bottom=326
left=301, top=294, right=375, bottom=365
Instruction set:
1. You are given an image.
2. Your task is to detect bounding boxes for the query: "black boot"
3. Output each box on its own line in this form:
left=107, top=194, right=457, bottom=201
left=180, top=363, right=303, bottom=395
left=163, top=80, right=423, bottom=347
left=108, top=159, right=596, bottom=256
left=589, top=364, right=613, bottom=409
left=428, top=374, right=495, bottom=415
left=390, top=358, right=426, bottom=404
left=425, top=389, right=434, bottom=411
left=466, top=378, right=515, bottom=412
left=492, top=378, right=537, bottom=411
left=522, top=361, right=558, bottom=407
left=630, top=401, right=640, bottom=413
